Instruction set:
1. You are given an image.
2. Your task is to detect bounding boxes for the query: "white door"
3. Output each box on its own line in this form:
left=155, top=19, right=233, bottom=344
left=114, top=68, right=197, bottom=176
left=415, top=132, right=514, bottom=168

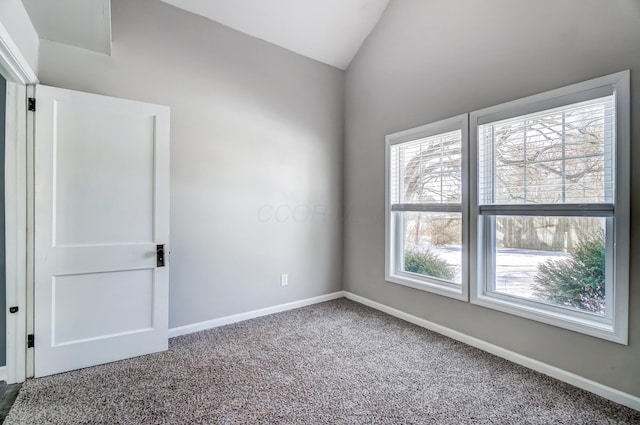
left=33, top=85, right=170, bottom=377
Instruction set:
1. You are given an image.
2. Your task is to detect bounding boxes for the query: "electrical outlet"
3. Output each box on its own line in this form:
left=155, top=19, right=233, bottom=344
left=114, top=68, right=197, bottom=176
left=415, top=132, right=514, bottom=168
left=281, top=273, right=289, bottom=286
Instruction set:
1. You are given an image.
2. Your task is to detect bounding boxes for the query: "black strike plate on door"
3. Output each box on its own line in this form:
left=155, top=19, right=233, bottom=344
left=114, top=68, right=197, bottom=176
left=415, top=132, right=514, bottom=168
left=157, top=244, right=165, bottom=267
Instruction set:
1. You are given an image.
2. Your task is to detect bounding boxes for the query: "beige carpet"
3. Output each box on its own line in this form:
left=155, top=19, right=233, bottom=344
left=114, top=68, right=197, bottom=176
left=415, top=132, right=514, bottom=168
left=5, top=299, right=639, bottom=424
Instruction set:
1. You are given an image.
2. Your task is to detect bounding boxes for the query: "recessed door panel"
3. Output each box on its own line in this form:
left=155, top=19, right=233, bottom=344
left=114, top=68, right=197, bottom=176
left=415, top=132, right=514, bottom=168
left=54, top=102, right=155, bottom=246
left=52, top=270, right=154, bottom=346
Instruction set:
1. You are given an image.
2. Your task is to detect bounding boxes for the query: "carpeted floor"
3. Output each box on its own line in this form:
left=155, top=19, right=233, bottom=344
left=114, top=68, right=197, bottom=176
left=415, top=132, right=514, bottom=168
left=0, top=381, right=21, bottom=423
left=5, top=299, right=640, bottom=424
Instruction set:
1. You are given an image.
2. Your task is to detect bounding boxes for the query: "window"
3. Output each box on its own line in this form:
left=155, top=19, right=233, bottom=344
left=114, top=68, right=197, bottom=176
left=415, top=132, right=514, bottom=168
left=386, top=115, right=468, bottom=300
left=385, top=71, right=629, bottom=344
left=470, top=71, right=630, bottom=343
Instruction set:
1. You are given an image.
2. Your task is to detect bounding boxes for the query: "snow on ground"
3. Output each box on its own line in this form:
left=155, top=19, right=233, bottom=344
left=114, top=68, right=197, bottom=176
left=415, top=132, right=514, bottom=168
left=494, top=248, right=567, bottom=298
left=417, top=245, right=568, bottom=299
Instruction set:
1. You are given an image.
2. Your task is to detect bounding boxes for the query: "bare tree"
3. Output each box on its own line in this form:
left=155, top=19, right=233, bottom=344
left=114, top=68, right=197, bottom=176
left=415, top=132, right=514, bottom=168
left=401, top=134, right=461, bottom=246
left=490, top=104, right=607, bottom=250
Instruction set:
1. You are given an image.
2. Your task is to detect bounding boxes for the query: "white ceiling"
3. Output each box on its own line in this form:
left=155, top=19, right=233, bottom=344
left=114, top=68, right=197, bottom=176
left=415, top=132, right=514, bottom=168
left=22, top=0, right=111, bottom=54
left=20, top=0, right=388, bottom=69
left=160, top=0, right=390, bottom=70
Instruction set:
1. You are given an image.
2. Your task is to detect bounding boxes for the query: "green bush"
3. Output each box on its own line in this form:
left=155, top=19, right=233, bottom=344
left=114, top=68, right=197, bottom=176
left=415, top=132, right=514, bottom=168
left=533, top=231, right=605, bottom=314
left=404, top=248, right=455, bottom=280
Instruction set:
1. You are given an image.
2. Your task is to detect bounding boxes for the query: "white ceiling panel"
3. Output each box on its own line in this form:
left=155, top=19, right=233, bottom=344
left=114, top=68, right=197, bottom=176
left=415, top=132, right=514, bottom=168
left=22, top=0, right=111, bottom=54
left=159, top=0, right=389, bottom=70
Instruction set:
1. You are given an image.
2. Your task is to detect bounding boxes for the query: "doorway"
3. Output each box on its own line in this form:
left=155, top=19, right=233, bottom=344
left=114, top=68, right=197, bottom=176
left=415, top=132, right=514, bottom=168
left=0, top=72, right=24, bottom=423
left=0, top=74, right=6, bottom=375
left=0, top=25, right=39, bottom=386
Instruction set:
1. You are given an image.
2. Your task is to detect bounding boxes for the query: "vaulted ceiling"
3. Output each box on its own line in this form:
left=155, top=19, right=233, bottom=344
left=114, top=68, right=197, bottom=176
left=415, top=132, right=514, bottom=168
left=21, top=0, right=389, bottom=70
left=159, top=0, right=389, bottom=69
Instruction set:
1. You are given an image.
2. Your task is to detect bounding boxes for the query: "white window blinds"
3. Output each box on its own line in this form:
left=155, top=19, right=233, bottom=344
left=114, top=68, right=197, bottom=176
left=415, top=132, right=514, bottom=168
left=390, top=130, right=462, bottom=208
left=478, top=96, right=615, bottom=208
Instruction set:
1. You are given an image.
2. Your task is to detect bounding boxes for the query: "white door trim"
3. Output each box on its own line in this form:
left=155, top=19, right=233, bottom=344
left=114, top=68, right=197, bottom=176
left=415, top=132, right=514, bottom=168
left=5, top=82, right=28, bottom=384
left=0, top=20, right=38, bottom=384
left=0, top=22, right=38, bottom=86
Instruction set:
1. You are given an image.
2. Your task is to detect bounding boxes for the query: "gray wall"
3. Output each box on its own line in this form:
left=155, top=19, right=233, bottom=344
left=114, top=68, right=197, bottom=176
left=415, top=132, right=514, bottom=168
left=37, top=0, right=344, bottom=329
left=344, top=0, right=640, bottom=397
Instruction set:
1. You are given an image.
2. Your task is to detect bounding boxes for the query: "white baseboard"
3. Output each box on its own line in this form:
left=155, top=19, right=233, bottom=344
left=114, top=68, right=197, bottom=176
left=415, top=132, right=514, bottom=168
left=343, top=291, right=640, bottom=412
left=0, top=366, right=6, bottom=382
left=168, top=291, right=346, bottom=338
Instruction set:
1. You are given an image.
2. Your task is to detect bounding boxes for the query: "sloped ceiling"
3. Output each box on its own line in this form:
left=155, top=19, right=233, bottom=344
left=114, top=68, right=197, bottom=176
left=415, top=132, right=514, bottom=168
left=159, top=0, right=390, bottom=70
left=22, top=0, right=111, bottom=54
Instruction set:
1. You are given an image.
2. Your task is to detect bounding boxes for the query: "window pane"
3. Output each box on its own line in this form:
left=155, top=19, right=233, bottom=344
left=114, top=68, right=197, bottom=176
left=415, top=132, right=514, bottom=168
left=390, top=130, right=462, bottom=204
left=490, top=216, right=607, bottom=316
left=402, top=212, right=462, bottom=284
left=479, top=97, right=614, bottom=205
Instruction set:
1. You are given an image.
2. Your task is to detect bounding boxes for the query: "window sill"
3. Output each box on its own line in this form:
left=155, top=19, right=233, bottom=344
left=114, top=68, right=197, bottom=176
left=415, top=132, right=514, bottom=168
left=386, top=272, right=467, bottom=301
left=470, top=292, right=626, bottom=345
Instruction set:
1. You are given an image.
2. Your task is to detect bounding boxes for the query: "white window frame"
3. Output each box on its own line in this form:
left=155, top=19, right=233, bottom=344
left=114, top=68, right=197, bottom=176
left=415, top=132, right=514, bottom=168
left=469, top=71, right=630, bottom=344
left=385, top=114, right=469, bottom=301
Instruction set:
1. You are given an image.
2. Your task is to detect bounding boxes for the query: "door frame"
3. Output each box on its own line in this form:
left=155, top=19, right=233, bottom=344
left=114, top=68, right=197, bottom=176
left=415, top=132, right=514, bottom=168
left=0, top=21, right=38, bottom=383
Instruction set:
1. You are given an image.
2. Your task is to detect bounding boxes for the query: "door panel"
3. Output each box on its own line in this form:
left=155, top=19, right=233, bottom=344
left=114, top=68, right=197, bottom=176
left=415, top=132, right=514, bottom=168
left=34, top=85, right=170, bottom=377
left=54, top=103, right=155, bottom=246
left=53, top=270, right=154, bottom=345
